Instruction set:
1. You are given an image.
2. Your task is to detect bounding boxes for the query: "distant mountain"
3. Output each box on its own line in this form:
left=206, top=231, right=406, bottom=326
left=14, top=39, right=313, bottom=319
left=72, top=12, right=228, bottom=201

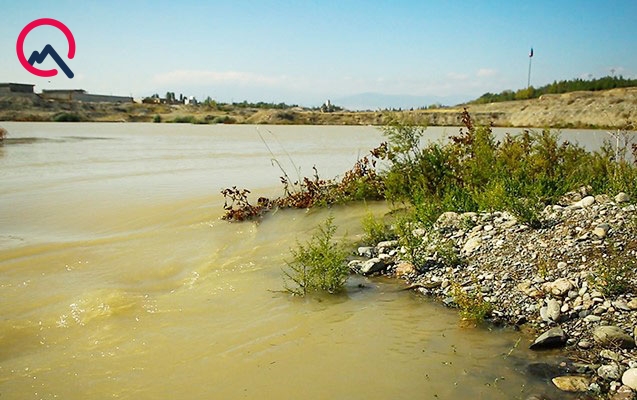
left=333, top=92, right=465, bottom=111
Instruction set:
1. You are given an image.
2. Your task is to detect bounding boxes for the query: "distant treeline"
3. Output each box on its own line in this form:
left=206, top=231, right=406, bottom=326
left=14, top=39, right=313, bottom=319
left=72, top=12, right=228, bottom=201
left=226, top=100, right=298, bottom=109
left=471, top=75, right=637, bottom=104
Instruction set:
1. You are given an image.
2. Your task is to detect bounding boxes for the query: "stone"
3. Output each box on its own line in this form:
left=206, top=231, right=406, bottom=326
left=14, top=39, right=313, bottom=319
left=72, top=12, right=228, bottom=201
left=395, top=262, right=416, bottom=276
left=542, top=278, right=574, bottom=297
left=348, top=260, right=363, bottom=272
left=546, top=298, right=561, bottom=321
left=435, top=211, right=460, bottom=228
left=584, top=315, right=601, bottom=323
left=573, top=196, right=595, bottom=209
left=578, top=340, right=593, bottom=349
left=360, top=258, right=386, bottom=275
left=615, top=192, right=631, bottom=203
left=376, top=240, right=398, bottom=250
left=462, top=236, right=482, bottom=255
left=357, top=246, right=375, bottom=258
left=600, top=349, right=620, bottom=361
left=613, top=300, right=632, bottom=311
left=552, top=376, right=591, bottom=392
left=557, top=261, right=568, bottom=269
left=530, top=327, right=568, bottom=350
left=612, top=386, right=636, bottom=400
left=627, top=299, right=637, bottom=310
left=412, top=228, right=426, bottom=237
left=598, top=363, right=623, bottom=380
left=593, top=326, right=636, bottom=349
left=593, top=223, right=610, bottom=239
left=623, top=369, right=637, bottom=390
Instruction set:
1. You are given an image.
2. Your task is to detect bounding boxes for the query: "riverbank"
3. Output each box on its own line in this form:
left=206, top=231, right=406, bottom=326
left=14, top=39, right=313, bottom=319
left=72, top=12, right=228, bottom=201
left=1, top=87, right=636, bottom=129
left=351, top=191, right=637, bottom=399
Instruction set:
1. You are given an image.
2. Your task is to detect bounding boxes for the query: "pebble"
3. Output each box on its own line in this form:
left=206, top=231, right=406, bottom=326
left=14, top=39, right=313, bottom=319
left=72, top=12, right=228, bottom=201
left=552, top=376, right=591, bottom=392
left=615, top=192, right=631, bottom=203
left=598, top=363, right=623, bottom=380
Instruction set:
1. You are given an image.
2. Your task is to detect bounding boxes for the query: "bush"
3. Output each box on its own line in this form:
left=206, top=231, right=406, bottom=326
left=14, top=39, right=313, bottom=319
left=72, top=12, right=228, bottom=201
left=172, top=115, right=197, bottom=124
left=451, top=281, right=493, bottom=322
left=152, top=114, right=161, bottom=123
left=52, top=112, right=81, bottom=122
left=283, top=216, right=349, bottom=296
left=361, top=212, right=396, bottom=245
left=588, top=244, right=636, bottom=296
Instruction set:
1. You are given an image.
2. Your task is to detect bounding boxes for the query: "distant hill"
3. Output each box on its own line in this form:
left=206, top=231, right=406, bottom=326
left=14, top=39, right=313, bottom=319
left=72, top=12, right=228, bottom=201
left=471, top=75, right=637, bottom=104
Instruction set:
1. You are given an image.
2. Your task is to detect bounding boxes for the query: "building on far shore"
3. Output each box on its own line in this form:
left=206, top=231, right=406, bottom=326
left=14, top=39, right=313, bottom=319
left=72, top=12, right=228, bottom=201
left=41, top=89, right=132, bottom=103
left=0, top=82, right=35, bottom=94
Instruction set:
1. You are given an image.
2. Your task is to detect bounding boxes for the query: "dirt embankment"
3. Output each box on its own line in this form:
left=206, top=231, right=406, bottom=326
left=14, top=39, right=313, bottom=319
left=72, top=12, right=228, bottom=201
left=1, top=87, right=636, bottom=129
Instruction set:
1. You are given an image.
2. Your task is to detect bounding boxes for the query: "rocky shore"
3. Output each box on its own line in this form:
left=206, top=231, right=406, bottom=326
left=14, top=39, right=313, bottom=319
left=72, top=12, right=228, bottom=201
left=350, top=190, right=637, bottom=399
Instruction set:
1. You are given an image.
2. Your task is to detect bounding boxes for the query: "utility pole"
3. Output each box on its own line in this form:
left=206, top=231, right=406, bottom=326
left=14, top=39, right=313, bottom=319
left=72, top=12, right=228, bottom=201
left=527, top=47, right=534, bottom=88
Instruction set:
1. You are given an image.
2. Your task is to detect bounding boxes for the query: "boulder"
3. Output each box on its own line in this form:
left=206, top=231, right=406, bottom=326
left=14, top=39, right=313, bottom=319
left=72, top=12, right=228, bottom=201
left=598, top=363, right=623, bottom=380
left=530, top=327, right=568, bottom=350
left=360, top=258, right=386, bottom=275
left=611, top=385, right=635, bottom=400
left=552, top=376, right=590, bottom=392
left=376, top=240, right=398, bottom=252
left=546, top=298, right=562, bottom=322
left=542, top=278, right=573, bottom=297
left=395, top=261, right=416, bottom=276
left=572, top=196, right=595, bottom=209
left=436, top=211, right=461, bottom=229
left=462, top=237, right=482, bottom=255
left=593, top=326, right=636, bottom=349
left=615, top=192, right=631, bottom=203
left=593, top=223, right=610, bottom=239
left=357, top=246, right=375, bottom=258
left=623, top=368, right=637, bottom=390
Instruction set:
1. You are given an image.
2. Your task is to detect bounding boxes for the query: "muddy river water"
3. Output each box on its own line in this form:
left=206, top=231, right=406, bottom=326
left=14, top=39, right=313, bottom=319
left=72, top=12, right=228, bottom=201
left=0, top=122, right=609, bottom=399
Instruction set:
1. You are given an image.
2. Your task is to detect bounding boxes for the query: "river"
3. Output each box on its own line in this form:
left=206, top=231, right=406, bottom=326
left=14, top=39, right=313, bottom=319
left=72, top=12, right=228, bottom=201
left=0, top=122, right=610, bottom=399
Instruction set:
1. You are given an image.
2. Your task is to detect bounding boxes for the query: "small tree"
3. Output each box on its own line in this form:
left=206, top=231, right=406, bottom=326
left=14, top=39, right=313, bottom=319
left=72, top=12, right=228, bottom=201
left=283, top=216, right=349, bottom=296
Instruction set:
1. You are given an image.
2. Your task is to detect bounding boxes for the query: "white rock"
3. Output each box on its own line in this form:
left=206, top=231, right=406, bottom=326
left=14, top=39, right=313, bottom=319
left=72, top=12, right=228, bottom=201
left=598, top=363, right=622, bottom=380
left=615, top=192, right=631, bottom=203
left=546, top=298, right=561, bottom=321
left=622, top=368, right=637, bottom=390
left=462, top=237, right=482, bottom=255
left=572, top=196, right=595, bottom=208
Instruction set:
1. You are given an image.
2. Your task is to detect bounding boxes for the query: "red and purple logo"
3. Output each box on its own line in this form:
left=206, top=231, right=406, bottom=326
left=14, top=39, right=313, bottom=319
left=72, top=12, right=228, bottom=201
left=16, top=18, right=75, bottom=79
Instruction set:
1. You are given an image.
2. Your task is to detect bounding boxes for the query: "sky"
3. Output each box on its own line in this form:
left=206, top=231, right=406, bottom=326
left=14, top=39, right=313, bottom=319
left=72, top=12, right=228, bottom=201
left=1, top=0, right=637, bottom=108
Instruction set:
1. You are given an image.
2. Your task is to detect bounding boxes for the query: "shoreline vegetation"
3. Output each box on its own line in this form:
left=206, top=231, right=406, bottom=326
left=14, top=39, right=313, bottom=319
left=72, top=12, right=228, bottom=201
left=1, top=86, right=636, bottom=130
left=223, top=110, right=637, bottom=398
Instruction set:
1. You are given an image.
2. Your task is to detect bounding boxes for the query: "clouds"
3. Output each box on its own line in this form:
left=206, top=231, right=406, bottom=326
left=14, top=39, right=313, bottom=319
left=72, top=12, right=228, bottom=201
left=476, top=68, right=497, bottom=78
left=148, top=66, right=507, bottom=105
left=153, top=70, right=285, bottom=87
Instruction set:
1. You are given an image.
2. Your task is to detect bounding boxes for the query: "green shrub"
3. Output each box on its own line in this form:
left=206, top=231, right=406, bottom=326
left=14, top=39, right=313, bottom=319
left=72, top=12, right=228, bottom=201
left=283, top=216, right=349, bottom=296
left=451, top=281, right=492, bottom=322
left=52, top=112, right=81, bottom=122
left=361, top=212, right=396, bottom=245
left=172, top=115, right=197, bottom=124
left=152, top=114, right=161, bottom=123
left=588, top=244, right=636, bottom=296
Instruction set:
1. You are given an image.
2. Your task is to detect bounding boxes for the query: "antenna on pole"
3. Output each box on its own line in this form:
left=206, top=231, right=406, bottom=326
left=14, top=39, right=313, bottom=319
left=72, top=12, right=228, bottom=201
left=527, top=47, right=534, bottom=88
